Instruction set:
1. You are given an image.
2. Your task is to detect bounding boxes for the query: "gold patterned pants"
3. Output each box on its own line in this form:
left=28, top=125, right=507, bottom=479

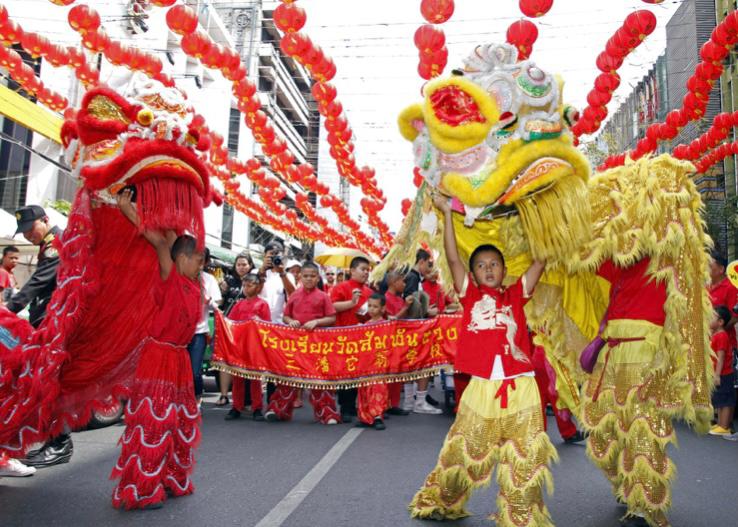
left=581, top=319, right=676, bottom=527
left=409, top=376, right=557, bottom=526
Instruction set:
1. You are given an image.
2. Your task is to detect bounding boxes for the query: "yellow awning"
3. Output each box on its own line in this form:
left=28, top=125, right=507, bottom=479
left=0, top=84, right=62, bottom=144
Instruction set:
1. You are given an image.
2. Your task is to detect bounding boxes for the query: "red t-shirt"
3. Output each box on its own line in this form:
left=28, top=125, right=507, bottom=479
left=149, top=269, right=202, bottom=346
left=284, top=287, right=336, bottom=325
left=229, top=296, right=271, bottom=323
left=709, top=277, right=738, bottom=351
left=455, top=275, right=534, bottom=379
left=422, top=280, right=452, bottom=313
left=329, top=279, right=374, bottom=326
left=0, top=268, right=14, bottom=289
left=385, top=291, right=405, bottom=317
left=597, top=258, right=666, bottom=326
left=711, top=330, right=735, bottom=376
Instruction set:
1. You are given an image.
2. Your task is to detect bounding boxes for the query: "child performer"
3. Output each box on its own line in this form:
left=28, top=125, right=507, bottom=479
left=264, top=262, right=341, bottom=425
left=409, top=194, right=556, bottom=527
left=225, top=274, right=271, bottom=422
left=112, top=189, right=203, bottom=510
left=357, top=293, right=391, bottom=430
left=709, top=305, right=736, bottom=436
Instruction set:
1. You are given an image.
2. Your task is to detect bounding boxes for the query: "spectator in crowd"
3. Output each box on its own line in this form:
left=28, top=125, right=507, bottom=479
left=331, top=256, right=374, bottom=422
left=0, top=245, right=19, bottom=302
left=357, top=293, right=390, bottom=430
left=402, top=248, right=442, bottom=415
left=216, top=252, right=255, bottom=407
left=323, top=267, right=337, bottom=294
left=285, top=259, right=302, bottom=285
left=708, top=251, right=738, bottom=354
left=382, top=268, right=412, bottom=416
left=422, top=268, right=458, bottom=314
left=188, top=248, right=221, bottom=406
left=9, top=206, right=71, bottom=469
left=226, top=274, right=271, bottom=422
left=258, top=241, right=296, bottom=323
left=265, top=262, right=340, bottom=424
left=336, top=269, right=346, bottom=284
left=709, top=305, right=736, bottom=436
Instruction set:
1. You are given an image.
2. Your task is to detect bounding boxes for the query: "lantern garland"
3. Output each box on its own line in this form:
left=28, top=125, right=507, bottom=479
left=672, top=111, right=738, bottom=162
left=572, top=9, right=657, bottom=139
left=599, top=10, right=738, bottom=170
left=414, top=0, right=454, bottom=81
left=117, top=0, right=386, bottom=255
left=693, top=140, right=738, bottom=174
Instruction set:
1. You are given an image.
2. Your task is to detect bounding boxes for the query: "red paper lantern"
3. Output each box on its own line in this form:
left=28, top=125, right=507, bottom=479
left=166, top=4, right=198, bottom=36
left=0, top=5, right=6, bottom=26
left=273, top=3, right=307, bottom=34
left=20, top=32, right=49, bottom=58
left=151, top=0, right=177, bottom=6
left=586, top=89, right=611, bottom=107
left=519, top=0, right=553, bottom=18
left=506, top=20, right=538, bottom=59
left=594, top=72, right=621, bottom=93
left=68, top=5, right=101, bottom=33
left=49, top=0, right=77, bottom=5
left=181, top=31, right=211, bottom=58
left=622, top=10, right=657, bottom=39
left=700, top=40, right=729, bottom=63
left=414, top=24, right=445, bottom=54
left=280, top=32, right=311, bottom=56
left=420, top=0, right=455, bottom=24
left=686, top=76, right=711, bottom=97
left=665, top=110, right=687, bottom=129
left=82, top=30, right=110, bottom=53
left=0, top=20, right=23, bottom=45
left=595, top=52, right=623, bottom=73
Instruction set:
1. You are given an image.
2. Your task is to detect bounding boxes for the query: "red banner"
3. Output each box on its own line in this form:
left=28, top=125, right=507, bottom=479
left=212, top=311, right=460, bottom=388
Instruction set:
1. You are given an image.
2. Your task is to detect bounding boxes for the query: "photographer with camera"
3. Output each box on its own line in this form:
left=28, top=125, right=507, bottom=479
left=257, top=241, right=296, bottom=324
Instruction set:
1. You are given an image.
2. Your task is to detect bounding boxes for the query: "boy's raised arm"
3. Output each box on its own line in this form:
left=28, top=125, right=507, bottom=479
left=116, top=189, right=174, bottom=280
left=523, top=260, right=546, bottom=297
left=433, top=193, right=466, bottom=293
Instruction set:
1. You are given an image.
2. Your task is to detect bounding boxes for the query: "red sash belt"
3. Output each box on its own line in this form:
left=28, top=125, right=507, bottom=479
left=592, top=337, right=646, bottom=402
left=494, top=378, right=517, bottom=409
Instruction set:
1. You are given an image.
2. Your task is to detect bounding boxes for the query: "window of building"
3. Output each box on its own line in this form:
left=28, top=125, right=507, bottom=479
left=227, top=107, right=240, bottom=155
left=221, top=202, right=234, bottom=250
left=0, top=116, right=31, bottom=213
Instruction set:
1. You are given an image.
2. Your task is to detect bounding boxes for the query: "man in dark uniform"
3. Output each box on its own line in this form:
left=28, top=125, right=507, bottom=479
left=7, top=205, right=72, bottom=467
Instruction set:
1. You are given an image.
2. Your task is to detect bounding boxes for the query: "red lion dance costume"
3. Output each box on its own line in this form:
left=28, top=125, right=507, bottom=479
left=0, top=74, right=212, bottom=509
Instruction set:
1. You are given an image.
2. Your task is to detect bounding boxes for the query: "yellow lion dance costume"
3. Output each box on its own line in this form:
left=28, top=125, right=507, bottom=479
left=380, top=43, right=713, bottom=527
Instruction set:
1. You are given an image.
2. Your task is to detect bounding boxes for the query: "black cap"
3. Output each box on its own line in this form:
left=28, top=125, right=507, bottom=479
left=14, top=205, right=47, bottom=235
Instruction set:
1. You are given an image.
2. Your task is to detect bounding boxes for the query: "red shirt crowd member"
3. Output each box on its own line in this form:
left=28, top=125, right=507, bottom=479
left=710, top=305, right=737, bottom=436
left=264, top=262, right=341, bottom=425
left=383, top=268, right=413, bottom=414
left=410, top=194, right=553, bottom=523
left=708, top=253, right=738, bottom=353
left=112, top=189, right=203, bottom=511
left=323, top=267, right=337, bottom=294
left=357, top=293, right=391, bottom=430
left=330, top=256, right=374, bottom=421
left=226, top=274, right=271, bottom=422
left=422, top=268, right=455, bottom=313
left=0, top=245, right=19, bottom=302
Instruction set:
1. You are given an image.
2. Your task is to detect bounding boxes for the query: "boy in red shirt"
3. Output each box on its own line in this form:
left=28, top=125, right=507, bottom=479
left=264, top=262, right=341, bottom=425
left=330, top=256, right=374, bottom=422
left=357, top=293, right=391, bottom=430
left=384, top=268, right=413, bottom=415
left=225, top=274, right=271, bottom=422
left=709, top=305, right=736, bottom=436
left=410, top=194, right=554, bottom=526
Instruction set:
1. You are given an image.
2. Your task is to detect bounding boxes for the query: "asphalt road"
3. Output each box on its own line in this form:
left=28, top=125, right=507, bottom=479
left=2, top=383, right=737, bottom=527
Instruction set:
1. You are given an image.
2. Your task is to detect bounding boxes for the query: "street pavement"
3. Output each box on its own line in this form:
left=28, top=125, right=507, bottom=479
left=2, top=383, right=737, bottom=527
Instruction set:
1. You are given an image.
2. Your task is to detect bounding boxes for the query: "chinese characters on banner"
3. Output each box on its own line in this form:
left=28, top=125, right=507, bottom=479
left=212, top=311, right=460, bottom=388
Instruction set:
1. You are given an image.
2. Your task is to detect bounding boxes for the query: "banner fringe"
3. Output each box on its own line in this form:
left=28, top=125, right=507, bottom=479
left=210, top=362, right=452, bottom=389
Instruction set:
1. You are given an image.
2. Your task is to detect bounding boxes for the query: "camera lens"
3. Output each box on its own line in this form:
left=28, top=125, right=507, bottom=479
left=273, top=256, right=283, bottom=267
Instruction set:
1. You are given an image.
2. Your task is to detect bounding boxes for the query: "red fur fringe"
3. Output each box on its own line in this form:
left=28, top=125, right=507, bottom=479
left=137, top=178, right=205, bottom=249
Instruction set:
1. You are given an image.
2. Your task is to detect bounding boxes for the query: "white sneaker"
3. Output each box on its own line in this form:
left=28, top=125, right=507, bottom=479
left=0, top=458, right=36, bottom=477
left=325, top=418, right=338, bottom=425
left=413, top=399, right=442, bottom=415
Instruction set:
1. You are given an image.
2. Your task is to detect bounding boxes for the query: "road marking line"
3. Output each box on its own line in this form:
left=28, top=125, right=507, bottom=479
left=254, top=427, right=364, bottom=527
